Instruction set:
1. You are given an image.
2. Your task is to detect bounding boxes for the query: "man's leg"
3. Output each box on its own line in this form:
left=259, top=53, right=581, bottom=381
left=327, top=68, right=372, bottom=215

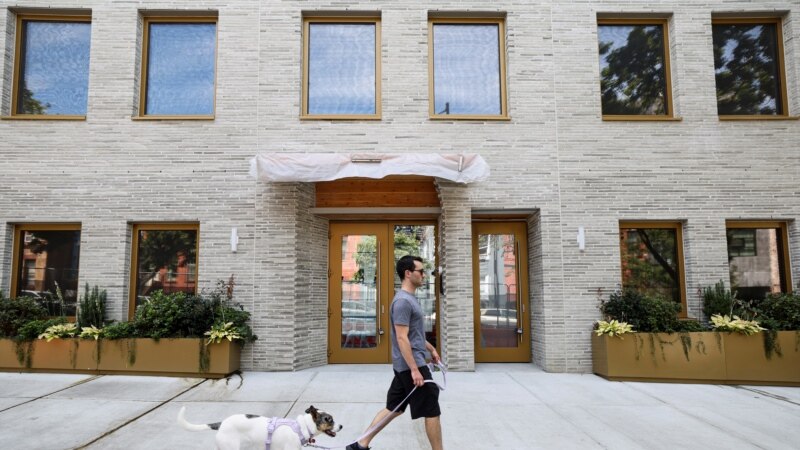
left=355, top=408, right=402, bottom=448
left=425, top=416, right=443, bottom=450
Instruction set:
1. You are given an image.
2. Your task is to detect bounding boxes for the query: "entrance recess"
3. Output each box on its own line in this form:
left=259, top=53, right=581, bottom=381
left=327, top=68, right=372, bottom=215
left=328, top=222, right=438, bottom=363
left=472, top=222, right=531, bottom=362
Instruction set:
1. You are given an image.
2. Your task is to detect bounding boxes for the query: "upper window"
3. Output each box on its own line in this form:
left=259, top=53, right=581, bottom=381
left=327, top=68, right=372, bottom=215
left=429, top=18, right=508, bottom=119
left=712, top=18, right=788, bottom=117
left=619, top=221, right=686, bottom=316
left=597, top=18, right=673, bottom=119
left=11, top=224, right=81, bottom=317
left=302, top=17, right=381, bottom=119
left=139, top=17, right=217, bottom=117
left=726, top=221, right=791, bottom=300
left=129, top=223, right=199, bottom=318
left=12, top=15, right=91, bottom=118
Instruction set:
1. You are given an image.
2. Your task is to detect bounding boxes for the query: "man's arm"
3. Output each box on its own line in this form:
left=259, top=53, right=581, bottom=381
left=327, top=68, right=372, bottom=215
left=425, top=341, right=440, bottom=364
left=394, top=323, right=425, bottom=387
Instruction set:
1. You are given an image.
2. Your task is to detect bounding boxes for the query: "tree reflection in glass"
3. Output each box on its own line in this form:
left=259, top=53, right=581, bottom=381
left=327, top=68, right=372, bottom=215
left=135, top=230, right=198, bottom=307
left=17, top=20, right=91, bottom=115
left=619, top=228, right=680, bottom=304
left=16, top=230, right=81, bottom=316
left=713, top=22, right=782, bottom=115
left=598, top=24, right=668, bottom=115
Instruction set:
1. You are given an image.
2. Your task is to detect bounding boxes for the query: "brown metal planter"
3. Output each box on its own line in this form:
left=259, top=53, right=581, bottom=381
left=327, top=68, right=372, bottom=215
left=0, top=338, right=240, bottom=379
left=592, top=332, right=726, bottom=382
left=592, top=331, right=800, bottom=386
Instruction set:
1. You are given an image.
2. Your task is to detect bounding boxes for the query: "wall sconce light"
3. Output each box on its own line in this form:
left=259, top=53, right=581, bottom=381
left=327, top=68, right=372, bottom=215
left=230, top=227, right=239, bottom=253
left=577, top=226, right=585, bottom=252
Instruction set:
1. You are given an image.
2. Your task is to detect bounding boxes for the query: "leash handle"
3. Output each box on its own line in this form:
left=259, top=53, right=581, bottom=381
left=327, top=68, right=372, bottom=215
left=305, top=362, right=447, bottom=449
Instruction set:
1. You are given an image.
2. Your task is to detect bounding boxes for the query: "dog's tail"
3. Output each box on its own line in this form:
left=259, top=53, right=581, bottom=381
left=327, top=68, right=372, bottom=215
left=177, top=406, right=221, bottom=432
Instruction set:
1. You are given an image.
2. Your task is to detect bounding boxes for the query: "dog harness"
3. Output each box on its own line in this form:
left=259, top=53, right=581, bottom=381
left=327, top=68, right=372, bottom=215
left=265, top=417, right=308, bottom=449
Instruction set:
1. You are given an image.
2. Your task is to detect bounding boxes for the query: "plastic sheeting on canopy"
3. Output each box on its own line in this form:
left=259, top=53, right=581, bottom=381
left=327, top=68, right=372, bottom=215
left=249, top=153, right=490, bottom=184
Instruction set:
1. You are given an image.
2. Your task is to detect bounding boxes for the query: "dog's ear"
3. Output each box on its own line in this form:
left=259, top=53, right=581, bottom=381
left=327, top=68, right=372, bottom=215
left=305, top=405, right=319, bottom=419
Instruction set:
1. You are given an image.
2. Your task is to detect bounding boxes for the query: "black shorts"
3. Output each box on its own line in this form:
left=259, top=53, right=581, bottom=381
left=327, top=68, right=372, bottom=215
left=386, top=365, right=441, bottom=419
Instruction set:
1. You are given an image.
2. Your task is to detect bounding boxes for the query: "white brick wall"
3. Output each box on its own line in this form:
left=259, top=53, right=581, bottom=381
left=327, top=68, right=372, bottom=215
left=1, top=0, right=798, bottom=372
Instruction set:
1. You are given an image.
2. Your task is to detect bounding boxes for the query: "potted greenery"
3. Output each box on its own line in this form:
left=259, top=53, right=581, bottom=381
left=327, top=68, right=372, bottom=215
left=0, top=279, right=255, bottom=378
left=592, top=285, right=800, bottom=385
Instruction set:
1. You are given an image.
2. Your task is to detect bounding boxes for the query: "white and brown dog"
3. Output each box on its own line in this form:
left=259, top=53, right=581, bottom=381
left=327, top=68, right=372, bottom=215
left=178, top=405, right=342, bottom=450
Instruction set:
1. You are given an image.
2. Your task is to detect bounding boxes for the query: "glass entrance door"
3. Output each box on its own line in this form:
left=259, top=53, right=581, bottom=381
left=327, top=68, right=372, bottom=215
left=472, top=222, right=531, bottom=362
left=328, top=222, right=438, bottom=363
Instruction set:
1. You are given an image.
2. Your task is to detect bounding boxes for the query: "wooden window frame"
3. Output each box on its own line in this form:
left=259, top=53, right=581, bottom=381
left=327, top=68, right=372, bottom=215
left=619, top=221, right=687, bottom=317
left=597, top=18, right=677, bottom=121
left=136, top=16, right=218, bottom=120
left=712, top=17, right=792, bottom=121
left=725, top=220, right=792, bottom=293
left=301, top=16, right=382, bottom=120
left=428, top=17, right=509, bottom=121
left=9, top=223, right=82, bottom=319
left=128, top=223, right=200, bottom=319
left=7, top=14, right=91, bottom=121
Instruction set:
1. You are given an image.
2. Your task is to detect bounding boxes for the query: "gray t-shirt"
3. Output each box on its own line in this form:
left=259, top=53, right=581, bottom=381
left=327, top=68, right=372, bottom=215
left=390, top=289, right=428, bottom=372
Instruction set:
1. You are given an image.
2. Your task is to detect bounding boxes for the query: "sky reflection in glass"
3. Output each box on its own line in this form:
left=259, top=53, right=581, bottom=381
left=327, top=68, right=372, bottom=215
left=18, top=21, right=91, bottom=115
left=433, top=24, right=501, bottom=115
left=308, top=23, right=376, bottom=115
left=146, top=23, right=216, bottom=115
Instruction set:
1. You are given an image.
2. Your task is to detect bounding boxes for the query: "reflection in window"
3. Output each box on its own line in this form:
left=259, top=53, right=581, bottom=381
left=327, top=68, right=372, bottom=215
left=15, top=227, right=81, bottom=316
left=393, top=225, right=437, bottom=347
left=305, top=21, right=378, bottom=116
left=598, top=22, right=670, bottom=115
left=477, top=234, right=518, bottom=348
left=619, top=225, right=683, bottom=306
left=340, top=234, right=378, bottom=349
left=143, top=20, right=216, bottom=115
left=15, top=18, right=91, bottom=115
left=133, top=226, right=198, bottom=311
left=713, top=21, right=784, bottom=115
left=727, top=225, right=789, bottom=300
left=431, top=21, right=504, bottom=117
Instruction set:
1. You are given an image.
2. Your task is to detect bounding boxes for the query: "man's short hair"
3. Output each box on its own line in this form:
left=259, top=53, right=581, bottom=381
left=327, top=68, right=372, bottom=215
left=396, top=255, right=424, bottom=280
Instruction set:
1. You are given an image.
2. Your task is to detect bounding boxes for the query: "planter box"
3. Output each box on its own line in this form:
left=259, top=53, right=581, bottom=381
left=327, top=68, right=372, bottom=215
left=0, top=338, right=240, bottom=379
left=593, top=331, right=800, bottom=386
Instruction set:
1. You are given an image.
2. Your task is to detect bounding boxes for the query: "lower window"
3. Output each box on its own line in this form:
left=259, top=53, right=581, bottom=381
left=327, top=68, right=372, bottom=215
left=619, top=221, right=686, bottom=315
left=11, top=224, right=81, bottom=317
left=130, top=223, right=199, bottom=318
left=726, top=221, right=791, bottom=300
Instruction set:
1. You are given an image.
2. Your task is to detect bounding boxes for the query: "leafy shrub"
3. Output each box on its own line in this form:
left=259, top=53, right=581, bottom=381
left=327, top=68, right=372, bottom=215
left=702, top=280, right=735, bottom=318
left=77, top=284, right=106, bottom=328
left=38, top=323, right=78, bottom=342
left=594, top=320, right=633, bottom=337
left=134, top=291, right=218, bottom=339
left=710, top=314, right=765, bottom=335
left=755, top=293, right=800, bottom=331
left=675, top=319, right=706, bottom=332
left=600, top=290, right=684, bottom=333
left=102, top=321, right=138, bottom=340
left=0, top=294, right=48, bottom=338
left=17, top=318, right=67, bottom=341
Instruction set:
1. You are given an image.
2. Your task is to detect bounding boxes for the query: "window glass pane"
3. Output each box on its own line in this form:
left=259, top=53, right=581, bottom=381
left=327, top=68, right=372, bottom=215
left=135, top=229, right=198, bottom=308
left=17, top=20, right=91, bottom=115
left=393, top=225, right=437, bottom=347
left=433, top=24, right=501, bottom=115
left=340, top=234, right=378, bottom=349
left=477, top=234, right=519, bottom=349
left=145, top=22, right=216, bottom=115
left=16, top=229, right=81, bottom=316
left=308, top=23, right=376, bottom=115
left=727, top=227, right=787, bottom=299
left=598, top=24, right=668, bottom=115
left=619, top=227, right=681, bottom=303
left=713, top=23, right=782, bottom=115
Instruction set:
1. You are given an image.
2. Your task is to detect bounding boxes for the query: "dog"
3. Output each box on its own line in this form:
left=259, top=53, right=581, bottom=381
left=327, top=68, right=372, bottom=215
left=178, top=405, right=342, bottom=450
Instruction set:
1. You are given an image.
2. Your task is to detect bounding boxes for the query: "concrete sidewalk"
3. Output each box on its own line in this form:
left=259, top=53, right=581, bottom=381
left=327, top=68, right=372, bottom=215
left=0, top=364, right=798, bottom=450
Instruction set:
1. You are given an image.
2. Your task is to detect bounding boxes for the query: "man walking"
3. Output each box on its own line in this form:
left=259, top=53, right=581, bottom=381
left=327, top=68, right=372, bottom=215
left=347, top=255, right=443, bottom=450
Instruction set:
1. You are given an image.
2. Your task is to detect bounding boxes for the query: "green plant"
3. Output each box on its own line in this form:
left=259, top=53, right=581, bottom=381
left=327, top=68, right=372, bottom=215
left=710, top=314, right=765, bottom=335
left=0, top=294, right=48, bottom=338
left=205, top=322, right=243, bottom=344
left=600, top=290, right=683, bottom=333
left=675, top=319, right=706, bottom=332
left=38, top=323, right=78, bottom=342
left=594, top=320, right=633, bottom=337
left=77, top=284, right=106, bottom=329
left=101, top=321, right=138, bottom=340
left=754, top=293, right=800, bottom=331
left=80, top=325, right=104, bottom=340
left=702, top=280, right=736, bottom=318
left=17, top=318, right=67, bottom=341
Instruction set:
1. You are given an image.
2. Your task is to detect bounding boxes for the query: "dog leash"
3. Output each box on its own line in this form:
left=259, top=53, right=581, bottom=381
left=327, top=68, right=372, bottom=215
left=304, top=361, right=447, bottom=449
